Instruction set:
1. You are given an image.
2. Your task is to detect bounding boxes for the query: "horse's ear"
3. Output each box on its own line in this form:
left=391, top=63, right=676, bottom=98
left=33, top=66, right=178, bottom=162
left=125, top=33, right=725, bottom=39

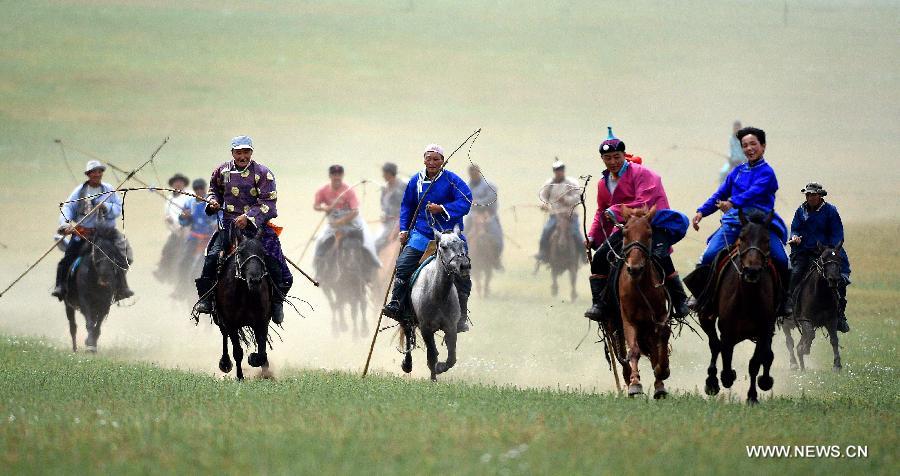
left=255, top=224, right=265, bottom=240
left=835, top=239, right=844, bottom=252
left=453, top=223, right=461, bottom=236
left=765, top=210, right=774, bottom=226
left=816, top=241, right=824, bottom=252
left=739, top=209, right=748, bottom=225
left=647, top=205, right=657, bottom=221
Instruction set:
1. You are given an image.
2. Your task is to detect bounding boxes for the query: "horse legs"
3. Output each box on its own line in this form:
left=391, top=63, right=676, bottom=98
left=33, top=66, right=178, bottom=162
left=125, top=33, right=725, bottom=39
left=720, top=337, right=737, bottom=389
left=798, top=320, right=814, bottom=371
left=783, top=320, right=799, bottom=370
left=550, top=271, right=559, bottom=297
left=229, top=330, right=244, bottom=381
left=758, top=333, right=775, bottom=392
left=401, top=325, right=414, bottom=374
left=218, top=329, right=233, bottom=374
left=699, top=317, right=721, bottom=395
left=652, top=327, right=671, bottom=399
left=435, top=329, right=457, bottom=376
left=623, top=323, right=643, bottom=396
left=422, top=331, right=440, bottom=381
left=747, top=343, right=761, bottom=404
left=569, top=268, right=577, bottom=302
left=65, top=304, right=77, bottom=352
left=828, top=323, right=842, bottom=371
left=248, top=323, right=269, bottom=369
left=484, top=269, right=491, bottom=298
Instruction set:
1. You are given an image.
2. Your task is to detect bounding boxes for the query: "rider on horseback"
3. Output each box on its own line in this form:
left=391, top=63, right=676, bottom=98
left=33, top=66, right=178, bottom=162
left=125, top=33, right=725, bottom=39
left=193, top=136, right=293, bottom=324
left=464, top=164, right=503, bottom=268
left=53, top=160, right=134, bottom=302
left=313, top=165, right=380, bottom=273
left=584, top=128, right=691, bottom=322
left=785, top=182, right=851, bottom=332
left=375, top=162, right=407, bottom=254
left=686, top=126, right=791, bottom=315
left=536, top=160, right=582, bottom=263
left=382, top=144, right=474, bottom=333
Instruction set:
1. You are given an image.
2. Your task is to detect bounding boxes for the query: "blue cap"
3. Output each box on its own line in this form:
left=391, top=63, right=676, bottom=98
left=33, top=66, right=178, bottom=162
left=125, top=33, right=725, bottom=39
left=230, top=135, right=253, bottom=150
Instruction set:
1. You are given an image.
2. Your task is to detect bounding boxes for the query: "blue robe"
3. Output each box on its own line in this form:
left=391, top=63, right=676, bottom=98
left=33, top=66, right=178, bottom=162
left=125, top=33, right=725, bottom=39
left=399, top=170, right=472, bottom=252
left=790, top=201, right=850, bottom=275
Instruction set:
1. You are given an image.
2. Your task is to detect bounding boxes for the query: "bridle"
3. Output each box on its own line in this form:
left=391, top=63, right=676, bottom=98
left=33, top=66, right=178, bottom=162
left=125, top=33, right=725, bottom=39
left=229, top=233, right=267, bottom=284
left=436, top=240, right=471, bottom=277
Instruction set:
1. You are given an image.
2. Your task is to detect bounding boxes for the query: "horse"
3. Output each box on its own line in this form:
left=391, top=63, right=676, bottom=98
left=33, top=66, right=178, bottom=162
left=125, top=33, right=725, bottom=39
left=315, top=231, right=374, bottom=339
left=63, top=227, right=126, bottom=353
left=700, top=210, right=778, bottom=404
left=400, top=226, right=471, bottom=381
left=212, top=224, right=272, bottom=380
left=466, top=210, right=501, bottom=298
left=541, top=212, right=582, bottom=301
left=616, top=206, right=672, bottom=398
left=782, top=242, right=845, bottom=371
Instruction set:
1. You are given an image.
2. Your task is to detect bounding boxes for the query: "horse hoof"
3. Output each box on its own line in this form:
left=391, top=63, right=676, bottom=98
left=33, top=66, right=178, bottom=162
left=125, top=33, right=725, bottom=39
left=789, top=362, right=798, bottom=371
left=757, top=375, right=774, bottom=391
left=219, top=357, right=233, bottom=373
left=721, top=369, right=736, bottom=388
left=401, top=354, right=412, bottom=374
left=832, top=365, right=842, bottom=373
left=653, top=388, right=668, bottom=400
left=247, top=353, right=267, bottom=368
left=85, top=345, right=97, bottom=353
left=627, top=384, right=643, bottom=397
left=704, top=377, right=720, bottom=396
left=747, top=397, right=759, bottom=406
left=435, top=362, right=453, bottom=375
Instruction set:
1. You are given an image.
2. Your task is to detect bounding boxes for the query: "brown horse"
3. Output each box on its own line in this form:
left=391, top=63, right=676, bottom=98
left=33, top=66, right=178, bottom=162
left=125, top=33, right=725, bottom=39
left=701, top=210, right=777, bottom=404
left=466, top=210, right=501, bottom=297
left=617, top=206, right=671, bottom=398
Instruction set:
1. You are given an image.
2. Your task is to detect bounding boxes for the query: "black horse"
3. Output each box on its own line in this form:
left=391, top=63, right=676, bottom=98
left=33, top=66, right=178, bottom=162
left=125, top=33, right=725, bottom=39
left=63, top=228, right=127, bottom=352
left=212, top=224, right=273, bottom=380
left=782, top=242, right=845, bottom=371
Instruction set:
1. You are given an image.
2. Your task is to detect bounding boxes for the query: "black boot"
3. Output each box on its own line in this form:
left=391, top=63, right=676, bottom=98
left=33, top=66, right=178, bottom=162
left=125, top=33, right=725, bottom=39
left=683, top=265, right=711, bottom=313
left=784, top=266, right=804, bottom=316
left=194, top=278, right=215, bottom=314
left=114, top=271, right=135, bottom=301
left=457, top=292, right=470, bottom=333
left=665, top=274, right=690, bottom=320
left=51, top=261, right=67, bottom=300
left=382, top=278, right=409, bottom=322
left=585, top=275, right=607, bottom=322
left=837, top=284, right=849, bottom=333
left=777, top=265, right=791, bottom=317
left=271, top=281, right=291, bottom=325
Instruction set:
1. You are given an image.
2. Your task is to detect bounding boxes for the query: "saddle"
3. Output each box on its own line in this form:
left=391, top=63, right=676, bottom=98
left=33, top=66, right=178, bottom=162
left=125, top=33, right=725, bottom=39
left=684, top=244, right=781, bottom=318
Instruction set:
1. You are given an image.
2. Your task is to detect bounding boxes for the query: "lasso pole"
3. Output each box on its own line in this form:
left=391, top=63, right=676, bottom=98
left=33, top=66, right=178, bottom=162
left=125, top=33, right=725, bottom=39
left=0, top=137, right=169, bottom=299
left=578, top=174, right=623, bottom=392
left=362, top=128, right=481, bottom=377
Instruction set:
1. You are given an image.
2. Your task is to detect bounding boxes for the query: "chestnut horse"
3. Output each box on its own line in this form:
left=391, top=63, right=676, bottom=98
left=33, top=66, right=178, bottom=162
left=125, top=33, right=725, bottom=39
left=618, top=206, right=671, bottom=398
left=701, top=210, right=778, bottom=404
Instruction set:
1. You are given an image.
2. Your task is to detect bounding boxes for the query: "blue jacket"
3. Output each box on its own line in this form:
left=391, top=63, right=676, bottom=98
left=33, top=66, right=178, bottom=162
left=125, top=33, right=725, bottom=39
left=399, top=170, right=472, bottom=251
left=179, top=198, right=219, bottom=236
left=789, top=201, right=850, bottom=274
left=651, top=209, right=690, bottom=243
left=698, top=158, right=778, bottom=216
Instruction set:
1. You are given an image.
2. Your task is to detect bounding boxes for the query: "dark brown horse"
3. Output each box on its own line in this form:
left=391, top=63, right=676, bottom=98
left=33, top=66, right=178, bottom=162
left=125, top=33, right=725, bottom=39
left=213, top=224, right=272, bottom=380
left=701, top=210, right=778, bottom=404
left=617, top=206, right=671, bottom=398
left=782, top=242, right=845, bottom=371
left=63, top=228, right=125, bottom=352
left=544, top=212, right=582, bottom=301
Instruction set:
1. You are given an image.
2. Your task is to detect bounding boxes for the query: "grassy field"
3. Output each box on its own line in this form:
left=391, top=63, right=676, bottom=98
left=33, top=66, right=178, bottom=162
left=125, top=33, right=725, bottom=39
left=1, top=1, right=899, bottom=474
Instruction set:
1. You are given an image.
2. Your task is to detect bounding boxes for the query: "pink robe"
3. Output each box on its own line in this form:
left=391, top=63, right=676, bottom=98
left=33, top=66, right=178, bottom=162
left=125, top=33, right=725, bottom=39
left=588, top=162, right=671, bottom=248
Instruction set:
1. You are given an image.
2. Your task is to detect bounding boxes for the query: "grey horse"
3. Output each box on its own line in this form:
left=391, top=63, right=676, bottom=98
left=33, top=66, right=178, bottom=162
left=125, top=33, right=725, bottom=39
left=401, top=225, right=471, bottom=381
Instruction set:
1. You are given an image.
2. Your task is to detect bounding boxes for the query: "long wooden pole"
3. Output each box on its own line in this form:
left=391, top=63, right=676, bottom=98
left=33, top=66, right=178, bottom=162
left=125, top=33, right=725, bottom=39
left=578, top=175, right=623, bottom=392
left=0, top=138, right=169, bottom=299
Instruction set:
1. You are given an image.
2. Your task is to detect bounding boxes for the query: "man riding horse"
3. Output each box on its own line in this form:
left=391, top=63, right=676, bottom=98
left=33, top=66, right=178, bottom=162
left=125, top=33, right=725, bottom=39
left=382, top=144, right=474, bottom=333
left=312, top=164, right=380, bottom=274
left=375, top=162, right=407, bottom=254
left=686, top=126, right=790, bottom=315
left=193, top=135, right=292, bottom=324
left=785, top=182, right=851, bottom=332
left=536, top=160, right=582, bottom=263
left=53, top=160, right=134, bottom=301
left=584, top=128, right=691, bottom=322
left=465, top=164, right=503, bottom=268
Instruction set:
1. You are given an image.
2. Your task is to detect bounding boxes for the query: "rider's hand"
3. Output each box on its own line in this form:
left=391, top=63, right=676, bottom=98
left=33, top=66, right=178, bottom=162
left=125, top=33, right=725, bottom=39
left=717, top=200, right=734, bottom=212
left=584, top=238, right=592, bottom=250
left=61, top=224, right=76, bottom=236
left=399, top=231, right=409, bottom=245
left=206, top=199, right=220, bottom=211
left=235, top=214, right=249, bottom=229
left=692, top=212, right=703, bottom=231
left=788, top=235, right=802, bottom=245
left=181, top=209, right=191, bottom=218
left=426, top=202, right=443, bottom=215
left=540, top=203, right=550, bottom=212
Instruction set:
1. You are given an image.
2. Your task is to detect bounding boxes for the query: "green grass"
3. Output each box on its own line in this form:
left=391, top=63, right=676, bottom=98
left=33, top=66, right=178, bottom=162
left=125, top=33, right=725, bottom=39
left=0, top=325, right=896, bottom=475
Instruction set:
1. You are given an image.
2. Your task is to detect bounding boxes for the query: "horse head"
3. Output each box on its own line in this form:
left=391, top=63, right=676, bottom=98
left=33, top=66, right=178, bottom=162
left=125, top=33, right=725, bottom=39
left=737, top=209, right=773, bottom=283
left=621, top=205, right=656, bottom=278
left=818, top=240, right=844, bottom=289
left=233, top=223, right=268, bottom=290
left=88, top=227, right=123, bottom=288
left=435, top=224, right=471, bottom=279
